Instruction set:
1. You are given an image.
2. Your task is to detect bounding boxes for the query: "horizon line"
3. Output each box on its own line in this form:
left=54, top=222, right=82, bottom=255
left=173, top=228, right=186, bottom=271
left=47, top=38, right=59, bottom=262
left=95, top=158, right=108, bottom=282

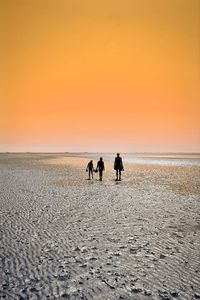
left=1, top=151, right=200, bottom=155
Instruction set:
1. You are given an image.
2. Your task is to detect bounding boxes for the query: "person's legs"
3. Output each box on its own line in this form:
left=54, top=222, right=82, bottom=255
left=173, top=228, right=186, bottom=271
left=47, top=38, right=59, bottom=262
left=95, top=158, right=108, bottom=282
left=116, top=169, right=119, bottom=181
left=88, top=169, right=91, bottom=180
left=99, top=171, right=103, bottom=181
left=119, top=170, right=121, bottom=181
left=91, top=170, right=93, bottom=179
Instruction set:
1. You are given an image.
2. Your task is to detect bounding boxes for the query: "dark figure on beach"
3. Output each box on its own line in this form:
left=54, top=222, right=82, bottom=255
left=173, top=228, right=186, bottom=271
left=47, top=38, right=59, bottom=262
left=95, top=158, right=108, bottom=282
left=114, top=153, right=124, bottom=181
left=96, top=157, right=105, bottom=181
left=86, top=160, right=94, bottom=180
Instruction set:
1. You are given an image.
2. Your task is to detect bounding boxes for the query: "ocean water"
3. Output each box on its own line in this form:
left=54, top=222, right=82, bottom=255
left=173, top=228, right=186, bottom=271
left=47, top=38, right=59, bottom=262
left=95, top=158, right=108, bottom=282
left=1, top=153, right=199, bottom=167
left=80, top=153, right=200, bottom=167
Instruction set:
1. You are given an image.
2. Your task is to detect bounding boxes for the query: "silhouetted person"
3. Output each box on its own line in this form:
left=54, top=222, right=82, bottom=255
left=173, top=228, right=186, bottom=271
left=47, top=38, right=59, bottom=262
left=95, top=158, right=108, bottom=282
left=96, top=157, right=105, bottom=181
left=86, top=160, right=94, bottom=180
left=114, top=153, right=124, bottom=181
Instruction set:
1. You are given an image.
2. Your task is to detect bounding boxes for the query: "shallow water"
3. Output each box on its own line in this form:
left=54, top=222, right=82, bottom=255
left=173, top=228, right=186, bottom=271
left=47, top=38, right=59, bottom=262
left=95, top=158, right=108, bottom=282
left=71, top=153, right=200, bottom=167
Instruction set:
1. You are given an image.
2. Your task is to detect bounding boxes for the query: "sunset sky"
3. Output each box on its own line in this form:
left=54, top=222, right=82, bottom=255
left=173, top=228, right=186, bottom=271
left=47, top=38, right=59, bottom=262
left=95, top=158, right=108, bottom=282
left=1, top=0, right=200, bottom=152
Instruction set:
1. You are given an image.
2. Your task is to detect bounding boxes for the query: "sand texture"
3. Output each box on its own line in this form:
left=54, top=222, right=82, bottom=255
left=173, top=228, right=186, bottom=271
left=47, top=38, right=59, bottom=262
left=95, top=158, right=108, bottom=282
left=0, top=153, right=200, bottom=300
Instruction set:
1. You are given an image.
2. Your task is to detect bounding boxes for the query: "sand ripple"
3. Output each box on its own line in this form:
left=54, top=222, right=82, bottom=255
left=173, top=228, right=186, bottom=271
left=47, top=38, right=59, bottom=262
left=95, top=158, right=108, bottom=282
left=0, top=154, right=200, bottom=299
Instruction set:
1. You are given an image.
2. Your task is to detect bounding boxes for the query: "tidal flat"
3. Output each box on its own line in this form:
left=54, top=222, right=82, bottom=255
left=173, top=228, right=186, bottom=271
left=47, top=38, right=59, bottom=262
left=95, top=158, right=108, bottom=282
left=0, top=153, right=200, bottom=299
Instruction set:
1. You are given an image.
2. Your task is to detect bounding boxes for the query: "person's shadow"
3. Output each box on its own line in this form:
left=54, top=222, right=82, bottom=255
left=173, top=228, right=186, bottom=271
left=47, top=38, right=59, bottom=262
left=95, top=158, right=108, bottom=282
left=113, top=179, right=121, bottom=185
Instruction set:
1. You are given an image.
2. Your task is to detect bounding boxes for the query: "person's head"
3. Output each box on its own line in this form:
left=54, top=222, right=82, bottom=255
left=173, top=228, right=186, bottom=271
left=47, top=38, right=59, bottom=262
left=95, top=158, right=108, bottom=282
left=90, top=160, right=93, bottom=163
left=100, top=157, right=103, bottom=161
left=117, top=153, right=120, bottom=157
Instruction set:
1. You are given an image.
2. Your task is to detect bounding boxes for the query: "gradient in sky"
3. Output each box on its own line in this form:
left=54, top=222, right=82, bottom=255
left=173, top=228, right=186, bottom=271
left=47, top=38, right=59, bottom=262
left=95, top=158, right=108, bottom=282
left=0, top=0, right=200, bottom=152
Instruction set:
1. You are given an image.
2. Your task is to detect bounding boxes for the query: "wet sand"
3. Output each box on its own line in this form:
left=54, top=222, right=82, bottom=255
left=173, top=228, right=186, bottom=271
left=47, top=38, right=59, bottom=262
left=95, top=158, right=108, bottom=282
left=0, top=153, right=200, bottom=300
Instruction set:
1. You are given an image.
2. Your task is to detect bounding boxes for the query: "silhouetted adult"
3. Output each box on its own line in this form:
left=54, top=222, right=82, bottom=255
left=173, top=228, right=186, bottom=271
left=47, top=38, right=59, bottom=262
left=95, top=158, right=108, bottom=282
left=96, top=157, right=105, bottom=181
left=86, top=160, right=94, bottom=180
left=114, top=153, right=124, bottom=181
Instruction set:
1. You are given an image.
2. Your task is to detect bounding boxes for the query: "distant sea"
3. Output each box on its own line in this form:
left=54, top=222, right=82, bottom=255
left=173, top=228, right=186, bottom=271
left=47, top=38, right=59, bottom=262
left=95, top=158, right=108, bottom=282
left=1, top=152, right=200, bottom=167
left=78, top=153, right=200, bottom=167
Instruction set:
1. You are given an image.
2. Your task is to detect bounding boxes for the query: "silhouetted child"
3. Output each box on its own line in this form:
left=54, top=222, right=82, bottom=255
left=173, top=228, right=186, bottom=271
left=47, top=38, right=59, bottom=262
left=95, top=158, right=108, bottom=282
left=114, top=153, right=124, bottom=181
left=86, top=160, right=94, bottom=180
left=96, top=157, right=105, bottom=181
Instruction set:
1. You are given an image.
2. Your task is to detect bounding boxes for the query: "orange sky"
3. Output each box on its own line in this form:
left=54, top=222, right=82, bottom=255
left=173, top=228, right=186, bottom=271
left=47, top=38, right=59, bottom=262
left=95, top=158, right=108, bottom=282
left=0, top=0, right=200, bottom=152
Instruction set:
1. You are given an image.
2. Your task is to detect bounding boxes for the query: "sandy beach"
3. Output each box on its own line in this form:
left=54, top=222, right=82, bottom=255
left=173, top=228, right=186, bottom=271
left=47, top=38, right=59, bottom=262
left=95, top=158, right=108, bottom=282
left=0, top=153, right=200, bottom=300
